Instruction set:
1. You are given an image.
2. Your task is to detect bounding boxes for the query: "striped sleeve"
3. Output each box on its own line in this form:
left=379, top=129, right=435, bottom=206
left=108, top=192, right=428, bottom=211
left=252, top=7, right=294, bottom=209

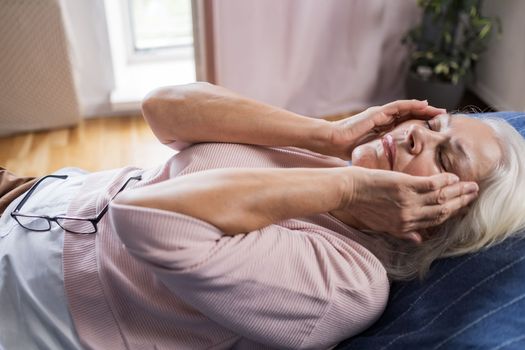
left=109, top=202, right=389, bottom=349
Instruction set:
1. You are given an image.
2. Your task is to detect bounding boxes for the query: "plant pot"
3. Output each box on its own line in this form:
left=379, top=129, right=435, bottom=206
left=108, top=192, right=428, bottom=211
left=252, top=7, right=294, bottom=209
left=405, top=72, right=466, bottom=111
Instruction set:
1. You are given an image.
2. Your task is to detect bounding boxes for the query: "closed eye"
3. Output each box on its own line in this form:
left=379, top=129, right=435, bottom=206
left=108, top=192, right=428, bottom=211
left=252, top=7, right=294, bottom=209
left=425, top=120, right=447, bottom=172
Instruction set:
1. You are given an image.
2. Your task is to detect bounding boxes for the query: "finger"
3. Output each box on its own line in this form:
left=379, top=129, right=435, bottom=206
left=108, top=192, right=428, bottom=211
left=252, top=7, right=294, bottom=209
left=381, top=99, right=429, bottom=117
left=408, top=106, right=447, bottom=118
left=411, top=172, right=460, bottom=193
left=417, top=191, right=479, bottom=225
left=393, top=106, right=446, bottom=127
left=372, top=101, right=439, bottom=128
left=422, top=181, right=479, bottom=205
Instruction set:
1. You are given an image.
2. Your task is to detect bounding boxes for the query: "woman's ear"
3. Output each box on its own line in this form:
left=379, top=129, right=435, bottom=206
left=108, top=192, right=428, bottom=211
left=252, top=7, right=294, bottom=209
left=400, top=232, right=423, bottom=244
left=409, top=232, right=423, bottom=244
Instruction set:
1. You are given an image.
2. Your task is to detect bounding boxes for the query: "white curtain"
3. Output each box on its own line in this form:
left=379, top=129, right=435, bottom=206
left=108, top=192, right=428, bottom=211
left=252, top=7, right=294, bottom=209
left=213, top=0, right=421, bottom=117
left=61, top=0, right=115, bottom=117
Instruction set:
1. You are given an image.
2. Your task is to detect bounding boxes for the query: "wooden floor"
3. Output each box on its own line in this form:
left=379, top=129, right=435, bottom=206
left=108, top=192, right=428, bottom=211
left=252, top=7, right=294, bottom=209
left=0, top=115, right=175, bottom=177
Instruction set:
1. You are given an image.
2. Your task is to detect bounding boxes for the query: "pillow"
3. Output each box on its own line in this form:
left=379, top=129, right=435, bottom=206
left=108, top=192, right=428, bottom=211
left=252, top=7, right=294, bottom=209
left=472, top=111, right=525, bottom=135
left=335, top=112, right=525, bottom=350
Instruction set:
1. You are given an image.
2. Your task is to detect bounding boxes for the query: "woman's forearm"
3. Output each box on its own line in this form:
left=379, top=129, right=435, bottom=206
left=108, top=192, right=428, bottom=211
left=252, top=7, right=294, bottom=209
left=114, top=167, right=349, bottom=235
left=141, top=82, right=334, bottom=154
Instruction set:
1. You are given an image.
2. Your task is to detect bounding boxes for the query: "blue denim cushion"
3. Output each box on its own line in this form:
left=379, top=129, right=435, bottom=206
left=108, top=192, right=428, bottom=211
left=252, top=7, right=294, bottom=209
left=470, top=111, right=525, bottom=136
left=336, top=112, right=525, bottom=350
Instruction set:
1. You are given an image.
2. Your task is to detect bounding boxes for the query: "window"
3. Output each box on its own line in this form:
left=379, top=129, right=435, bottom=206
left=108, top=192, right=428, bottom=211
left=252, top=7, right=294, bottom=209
left=129, top=0, right=193, bottom=52
left=125, top=0, right=194, bottom=62
left=104, top=0, right=197, bottom=111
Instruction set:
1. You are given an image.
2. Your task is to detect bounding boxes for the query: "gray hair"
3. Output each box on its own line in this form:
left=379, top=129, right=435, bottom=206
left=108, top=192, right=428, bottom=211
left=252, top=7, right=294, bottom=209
left=356, top=116, right=525, bottom=281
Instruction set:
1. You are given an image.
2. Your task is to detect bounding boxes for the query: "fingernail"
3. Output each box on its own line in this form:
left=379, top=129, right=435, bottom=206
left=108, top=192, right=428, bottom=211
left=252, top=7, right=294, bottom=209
left=450, top=175, right=460, bottom=183
left=465, top=183, right=479, bottom=192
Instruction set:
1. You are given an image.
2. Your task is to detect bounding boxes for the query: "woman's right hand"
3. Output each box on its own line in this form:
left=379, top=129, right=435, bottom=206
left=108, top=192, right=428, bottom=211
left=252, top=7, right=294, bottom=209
left=333, top=167, right=479, bottom=243
left=326, top=100, right=446, bottom=160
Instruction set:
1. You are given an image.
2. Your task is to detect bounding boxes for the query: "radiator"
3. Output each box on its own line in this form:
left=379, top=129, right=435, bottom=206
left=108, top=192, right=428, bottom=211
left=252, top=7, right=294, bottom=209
left=0, top=0, right=81, bottom=137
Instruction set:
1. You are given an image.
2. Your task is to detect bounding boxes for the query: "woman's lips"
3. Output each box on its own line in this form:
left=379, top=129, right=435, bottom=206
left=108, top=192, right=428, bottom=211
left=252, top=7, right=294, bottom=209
left=381, top=134, right=396, bottom=170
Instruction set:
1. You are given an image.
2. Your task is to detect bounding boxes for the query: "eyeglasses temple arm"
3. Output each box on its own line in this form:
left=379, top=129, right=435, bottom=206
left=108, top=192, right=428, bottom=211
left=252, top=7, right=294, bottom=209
left=12, top=174, right=69, bottom=212
left=93, top=175, right=142, bottom=223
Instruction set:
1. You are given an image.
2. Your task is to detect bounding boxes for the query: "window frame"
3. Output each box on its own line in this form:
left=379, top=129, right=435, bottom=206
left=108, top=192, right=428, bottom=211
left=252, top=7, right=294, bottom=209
left=120, top=0, right=195, bottom=64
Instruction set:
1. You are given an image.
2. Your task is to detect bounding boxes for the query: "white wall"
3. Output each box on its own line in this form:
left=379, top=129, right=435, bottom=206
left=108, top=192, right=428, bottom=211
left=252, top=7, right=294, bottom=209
left=470, top=0, right=525, bottom=112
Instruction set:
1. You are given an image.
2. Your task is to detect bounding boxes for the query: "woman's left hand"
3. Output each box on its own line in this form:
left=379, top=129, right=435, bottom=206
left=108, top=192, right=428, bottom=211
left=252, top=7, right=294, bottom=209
left=336, top=167, right=479, bottom=244
left=327, top=100, right=446, bottom=160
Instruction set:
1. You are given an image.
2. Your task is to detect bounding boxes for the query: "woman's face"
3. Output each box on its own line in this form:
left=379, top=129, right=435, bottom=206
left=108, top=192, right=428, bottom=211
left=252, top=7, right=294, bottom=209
left=351, top=114, right=502, bottom=182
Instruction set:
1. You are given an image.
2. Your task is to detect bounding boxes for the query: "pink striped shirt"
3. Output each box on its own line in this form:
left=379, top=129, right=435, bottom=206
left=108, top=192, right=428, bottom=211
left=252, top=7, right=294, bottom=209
left=64, top=143, right=389, bottom=349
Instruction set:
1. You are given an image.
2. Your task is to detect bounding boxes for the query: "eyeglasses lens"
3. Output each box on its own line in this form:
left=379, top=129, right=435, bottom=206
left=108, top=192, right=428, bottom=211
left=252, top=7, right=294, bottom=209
left=56, top=218, right=96, bottom=234
left=15, top=216, right=51, bottom=231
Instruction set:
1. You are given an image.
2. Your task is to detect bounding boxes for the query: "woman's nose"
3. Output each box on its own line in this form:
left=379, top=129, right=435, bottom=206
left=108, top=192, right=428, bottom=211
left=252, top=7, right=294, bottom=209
left=406, top=124, right=442, bottom=155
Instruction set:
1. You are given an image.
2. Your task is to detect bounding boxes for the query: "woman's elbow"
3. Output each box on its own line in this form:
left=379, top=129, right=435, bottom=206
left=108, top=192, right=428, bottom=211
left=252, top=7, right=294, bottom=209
left=142, top=82, right=212, bottom=119
left=142, top=82, right=213, bottom=108
left=142, top=86, right=184, bottom=120
left=141, top=86, right=189, bottom=144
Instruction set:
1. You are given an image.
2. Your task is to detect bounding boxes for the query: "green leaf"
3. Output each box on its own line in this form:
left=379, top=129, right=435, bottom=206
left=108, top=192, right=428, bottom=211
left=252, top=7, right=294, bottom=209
left=479, top=23, right=491, bottom=39
left=434, top=63, right=450, bottom=75
left=444, top=32, right=452, bottom=44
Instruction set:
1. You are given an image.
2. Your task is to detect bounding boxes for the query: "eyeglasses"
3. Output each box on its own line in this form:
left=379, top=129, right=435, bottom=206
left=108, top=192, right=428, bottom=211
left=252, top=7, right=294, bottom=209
left=11, top=174, right=141, bottom=234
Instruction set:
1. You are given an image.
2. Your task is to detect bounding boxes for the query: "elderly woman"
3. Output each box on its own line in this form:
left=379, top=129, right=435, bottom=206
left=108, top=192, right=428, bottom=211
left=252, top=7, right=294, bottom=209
left=1, top=82, right=524, bottom=350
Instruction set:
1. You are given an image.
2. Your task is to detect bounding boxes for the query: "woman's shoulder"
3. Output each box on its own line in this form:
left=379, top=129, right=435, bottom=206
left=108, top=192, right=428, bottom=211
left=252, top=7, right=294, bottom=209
left=271, top=216, right=389, bottom=344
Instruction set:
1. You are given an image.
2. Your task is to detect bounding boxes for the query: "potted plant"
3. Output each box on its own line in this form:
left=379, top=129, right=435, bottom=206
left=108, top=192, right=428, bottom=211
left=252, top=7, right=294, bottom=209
left=403, top=0, right=500, bottom=110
